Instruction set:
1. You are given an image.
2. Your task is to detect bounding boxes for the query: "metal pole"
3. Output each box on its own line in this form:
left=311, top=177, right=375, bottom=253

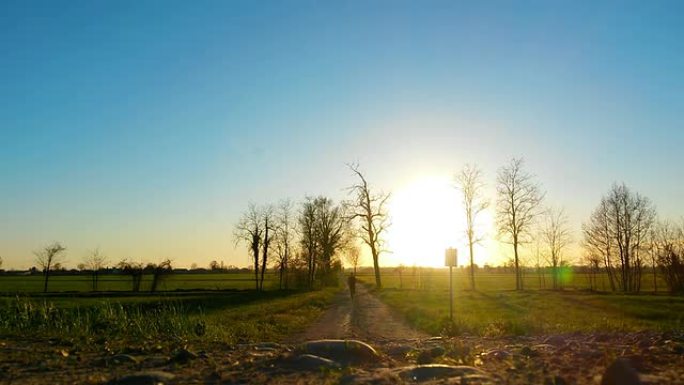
left=449, top=265, right=453, bottom=321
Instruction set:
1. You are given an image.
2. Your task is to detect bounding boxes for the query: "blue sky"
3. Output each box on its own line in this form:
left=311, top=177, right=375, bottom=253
left=1, top=1, right=683, bottom=269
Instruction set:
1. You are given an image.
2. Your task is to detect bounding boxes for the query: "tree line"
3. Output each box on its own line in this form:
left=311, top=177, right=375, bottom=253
left=16, top=159, right=684, bottom=295
left=583, top=184, right=684, bottom=293
left=30, top=243, right=174, bottom=293
left=234, top=164, right=390, bottom=291
left=458, top=157, right=683, bottom=294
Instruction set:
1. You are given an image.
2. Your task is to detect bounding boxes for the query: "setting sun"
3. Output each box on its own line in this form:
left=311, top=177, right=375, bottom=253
left=384, top=175, right=493, bottom=268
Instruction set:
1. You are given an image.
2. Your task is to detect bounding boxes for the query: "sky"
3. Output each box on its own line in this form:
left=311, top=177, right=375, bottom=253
left=1, top=1, right=683, bottom=269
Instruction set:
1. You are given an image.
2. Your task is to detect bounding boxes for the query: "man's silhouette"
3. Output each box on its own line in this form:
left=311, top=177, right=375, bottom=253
left=347, top=273, right=356, bottom=299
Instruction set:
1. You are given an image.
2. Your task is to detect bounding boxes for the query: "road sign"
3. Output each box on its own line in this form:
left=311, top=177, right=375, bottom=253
left=445, top=248, right=458, bottom=266
left=445, top=247, right=458, bottom=321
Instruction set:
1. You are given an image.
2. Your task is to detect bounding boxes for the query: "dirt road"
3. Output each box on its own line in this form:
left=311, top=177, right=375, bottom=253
left=289, top=282, right=427, bottom=343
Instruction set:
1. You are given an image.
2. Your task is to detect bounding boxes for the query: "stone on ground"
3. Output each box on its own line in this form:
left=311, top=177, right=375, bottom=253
left=299, top=339, right=380, bottom=365
left=601, top=358, right=642, bottom=385
left=170, top=348, right=197, bottom=364
left=288, top=354, right=342, bottom=371
left=109, top=354, right=139, bottom=365
left=108, top=370, right=175, bottom=385
left=396, top=364, right=491, bottom=382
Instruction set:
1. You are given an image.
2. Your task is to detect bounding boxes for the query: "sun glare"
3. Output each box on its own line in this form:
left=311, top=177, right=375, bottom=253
left=386, top=176, right=460, bottom=268
left=384, top=175, right=494, bottom=268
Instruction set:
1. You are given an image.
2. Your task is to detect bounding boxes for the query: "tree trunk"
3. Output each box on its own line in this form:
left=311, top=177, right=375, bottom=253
left=513, top=241, right=521, bottom=290
left=254, top=256, right=259, bottom=291
left=150, top=272, right=159, bottom=293
left=260, top=223, right=269, bottom=291
left=43, top=270, right=49, bottom=293
left=371, top=244, right=381, bottom=289
left=308, top=246, right=316, bottom=289
left=283, top=248, right=289, bottom=290
left=537, top=265, right=542, bottom=289
left=92, top=271, right=98, bottom=291
left=252, top=234, right=260, bottom=291
left=469, top=240, right=475, bottom=291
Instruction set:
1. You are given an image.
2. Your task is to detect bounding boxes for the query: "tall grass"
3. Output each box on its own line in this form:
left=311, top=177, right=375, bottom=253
left=0, top=288, right=337, bottom=346
left=0, top=297, right=203, bottom=342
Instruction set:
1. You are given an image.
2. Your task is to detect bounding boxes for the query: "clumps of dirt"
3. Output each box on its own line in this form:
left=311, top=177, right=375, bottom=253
left=1, top=332, right=682, bottom=384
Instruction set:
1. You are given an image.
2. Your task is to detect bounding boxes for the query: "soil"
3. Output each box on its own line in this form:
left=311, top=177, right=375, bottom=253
left=288, top=283, right=427, bottom=343
left=1, top=284, right=683, bottom=384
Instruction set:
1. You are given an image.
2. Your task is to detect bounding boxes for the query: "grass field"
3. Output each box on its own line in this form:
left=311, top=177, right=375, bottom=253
left=357, top=269, right=684, bottom=337
left=0, top=271, right=337, bottom=349
left=0, top=287, right=337, bottom=349
left=2, top=268, right=682, bottom=346
left=0, top=272, right=278, bottom=293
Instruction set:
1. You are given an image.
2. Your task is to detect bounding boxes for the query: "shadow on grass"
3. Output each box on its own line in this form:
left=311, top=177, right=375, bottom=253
left=473, top=290, right=529, bottom=313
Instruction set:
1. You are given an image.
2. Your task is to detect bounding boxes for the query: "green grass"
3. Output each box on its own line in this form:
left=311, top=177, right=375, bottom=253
left=0, top=271, right=338, bottom=350
left=357, top=270, right=684, bottom=337
left=0, top=287, right=337, bottom=349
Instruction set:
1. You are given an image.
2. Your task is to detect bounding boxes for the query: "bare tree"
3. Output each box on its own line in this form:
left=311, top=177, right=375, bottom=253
left=117, top=259, right=144, bottom=292
left=456, top=164, right=490, bottom=291
left=583, top=183, right=656, bottom=293
left=344, top=244, right=362, bottom=274
left=541, top=207, right=572, bottom=290
left=396, top=264, right=406, bottom=289
left=296, top=196, right=349, bottom=288
left=274, top=199, right=296, bottom=289
left=648, top=225, right=660, bottom=293
left=347, top=163, right=390, bottom=289
left=149, top=259, right=173, bottom=292
left=260, top=205, right=276, bottom=291
left=209, top=260, right=220, bottom=271
left=496, top=158, right=545, bottom=290
left=653, top=220, right=684, bottom=294
left=532, top=238, right=546, bottom=289
left=583, top=198, right=616, bottom=291
left=583, top=253, right=602, bottom=291
left=299, top=197, right=318, bottom=288
left=234, top=203, right=263, bottom=291
left=313, top=196, right=349, bottom=285
left=34, top=242, right=67, bottom=293
left=83, top=248, right=108, bottom=291
left=289, top=248, right=313, bottom=289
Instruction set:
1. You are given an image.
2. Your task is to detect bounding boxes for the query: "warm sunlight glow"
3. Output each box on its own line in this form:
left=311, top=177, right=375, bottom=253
left=385, top=175, right=494, bottom=268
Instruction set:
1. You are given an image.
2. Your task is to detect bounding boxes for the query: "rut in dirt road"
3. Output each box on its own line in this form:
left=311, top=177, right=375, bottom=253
left=290, top=283, right=427, bottom=343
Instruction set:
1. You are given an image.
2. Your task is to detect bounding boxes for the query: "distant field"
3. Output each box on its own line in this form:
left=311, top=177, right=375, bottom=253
left=2, top=268, right=671, bottom=295
left=0, top=272, right=279, bottom=293
left=357, top=269, right=684, bottom=336
left=356, top=267, right=670, bottom=293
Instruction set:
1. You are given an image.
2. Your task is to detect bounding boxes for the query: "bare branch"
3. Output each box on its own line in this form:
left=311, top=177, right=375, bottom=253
left=455, top=163, right=490, bottom=290
left=495, top=158, right=545, bottom=290
left=345, top=163, right=390, bottom=289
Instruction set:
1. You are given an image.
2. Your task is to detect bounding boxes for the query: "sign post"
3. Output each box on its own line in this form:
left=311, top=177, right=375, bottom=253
left=444, top=248, right=458, bottom=322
